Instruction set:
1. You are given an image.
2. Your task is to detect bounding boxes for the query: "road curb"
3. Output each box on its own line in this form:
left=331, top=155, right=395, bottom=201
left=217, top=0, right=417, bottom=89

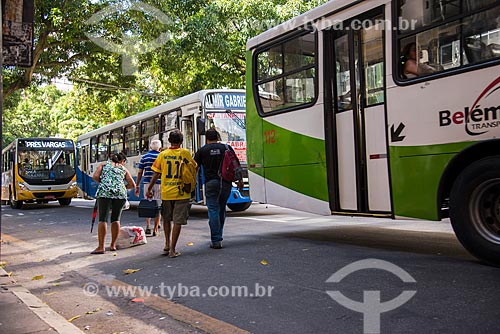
left=109, top=279, right=251, bottom=334
left=0, top=266, right=86, bottom=334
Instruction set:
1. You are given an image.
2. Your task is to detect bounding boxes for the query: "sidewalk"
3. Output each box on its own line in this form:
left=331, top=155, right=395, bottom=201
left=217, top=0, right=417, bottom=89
left=0, top=266, right=85, bottom=334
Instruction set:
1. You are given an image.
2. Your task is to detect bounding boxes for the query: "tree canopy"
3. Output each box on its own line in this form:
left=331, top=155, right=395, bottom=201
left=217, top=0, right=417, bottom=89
left=2, top=0, right=328, bottom=147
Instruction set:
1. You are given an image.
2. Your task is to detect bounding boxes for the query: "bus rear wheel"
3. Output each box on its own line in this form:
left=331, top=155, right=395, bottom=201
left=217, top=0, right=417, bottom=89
left=449, top=156, right=500, bottom=267
left=9, top=191, right=23, bottom=209
left=227, top=202, right=252, bottom=212
left=58, top=198, right=72, bottom=206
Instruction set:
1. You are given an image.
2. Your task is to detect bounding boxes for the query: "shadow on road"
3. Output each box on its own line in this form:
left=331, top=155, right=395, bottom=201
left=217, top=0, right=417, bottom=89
left=269, top=224, right=478, bottom=262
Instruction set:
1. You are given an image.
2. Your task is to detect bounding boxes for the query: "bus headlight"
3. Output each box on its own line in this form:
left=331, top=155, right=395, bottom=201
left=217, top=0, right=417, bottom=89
left=69, top=182, right=78, bottom=189
left=18, top=182, right=28, bottom=190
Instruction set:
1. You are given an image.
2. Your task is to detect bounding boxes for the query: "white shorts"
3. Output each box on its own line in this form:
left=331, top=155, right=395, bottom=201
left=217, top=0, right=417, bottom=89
left=144, top=183, right=161, bottom=200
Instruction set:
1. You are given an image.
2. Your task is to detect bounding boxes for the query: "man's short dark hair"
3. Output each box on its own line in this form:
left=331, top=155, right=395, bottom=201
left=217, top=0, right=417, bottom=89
left=206, top=128, right=220, bottom=141
left=168, top=129, right=183, bottom=145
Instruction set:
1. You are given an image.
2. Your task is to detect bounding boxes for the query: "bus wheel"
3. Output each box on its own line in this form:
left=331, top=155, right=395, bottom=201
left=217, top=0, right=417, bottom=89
left=227, top=202, right=252, bottom=212
left=9, top=191, right=23, bottom=209
left=449, top=156, right=500, bottom=267
left=58, top=198, right=72, bottom=206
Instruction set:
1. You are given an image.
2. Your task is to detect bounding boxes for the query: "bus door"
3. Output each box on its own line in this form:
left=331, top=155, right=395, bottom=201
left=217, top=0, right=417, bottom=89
left=78, top=143, right=90, bottom=198
left=181, top=117, right=194, bottom=153
left=325, top=9, right=391, bottom=215
left=181, top=116, right=205, bottom=203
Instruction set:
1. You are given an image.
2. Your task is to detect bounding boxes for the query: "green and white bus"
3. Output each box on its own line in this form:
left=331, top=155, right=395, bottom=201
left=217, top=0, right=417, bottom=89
left=246, top=0, right=500, bottom=265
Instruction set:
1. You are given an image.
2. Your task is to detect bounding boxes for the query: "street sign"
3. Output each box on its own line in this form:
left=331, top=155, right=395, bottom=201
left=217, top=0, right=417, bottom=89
left=2, top=0, right=35, bottom=67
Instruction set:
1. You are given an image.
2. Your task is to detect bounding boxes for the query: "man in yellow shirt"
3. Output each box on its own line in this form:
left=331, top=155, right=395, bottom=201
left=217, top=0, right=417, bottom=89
left=147, top=130, right=197, bottom=258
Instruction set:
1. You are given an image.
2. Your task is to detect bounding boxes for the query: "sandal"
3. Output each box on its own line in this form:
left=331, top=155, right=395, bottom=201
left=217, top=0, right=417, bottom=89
left=91, top=250, right=105, bottom=255
left=168, top=251, right=181, bottom=258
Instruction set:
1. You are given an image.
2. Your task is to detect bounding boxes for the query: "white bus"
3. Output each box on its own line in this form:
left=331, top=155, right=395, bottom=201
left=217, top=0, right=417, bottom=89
left=245, top=0, right=500, bottom=265
left=76, top=89, right=252, bottom=211
left=1, top=138, right=78, bottom=208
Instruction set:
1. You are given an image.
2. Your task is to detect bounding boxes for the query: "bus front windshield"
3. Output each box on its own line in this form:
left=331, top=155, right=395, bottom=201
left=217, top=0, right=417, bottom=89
left=206, top=112, right=247, bottom=164
left=18, top=149, right=76, bottom=181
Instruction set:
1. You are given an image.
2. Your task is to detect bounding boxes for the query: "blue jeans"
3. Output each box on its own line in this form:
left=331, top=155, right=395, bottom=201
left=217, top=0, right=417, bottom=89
left=205, top=179, right=232, bottom=243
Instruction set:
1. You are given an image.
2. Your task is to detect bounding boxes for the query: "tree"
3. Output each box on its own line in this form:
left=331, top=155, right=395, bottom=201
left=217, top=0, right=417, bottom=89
left=3, top=0, right=102, bottom=98
left=2, top=85, right=61, bottom=147
left=2, top=0, right=329, bottom=147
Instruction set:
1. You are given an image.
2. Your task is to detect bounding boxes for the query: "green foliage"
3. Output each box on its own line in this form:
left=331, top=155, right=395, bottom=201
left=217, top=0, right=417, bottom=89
left=2, top=86, right=60, bottom=147
left=2, top=0, right=329, bottom=149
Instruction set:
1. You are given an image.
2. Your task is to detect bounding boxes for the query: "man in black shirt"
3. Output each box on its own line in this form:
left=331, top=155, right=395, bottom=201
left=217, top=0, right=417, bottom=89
left=194, top=128, right=243, bottom=249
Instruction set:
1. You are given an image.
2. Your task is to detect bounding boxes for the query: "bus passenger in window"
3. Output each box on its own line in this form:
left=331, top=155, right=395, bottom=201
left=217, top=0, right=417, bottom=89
left=21, top=158, right=32, bottom=175
left=402, top=42, right=418, bottom=79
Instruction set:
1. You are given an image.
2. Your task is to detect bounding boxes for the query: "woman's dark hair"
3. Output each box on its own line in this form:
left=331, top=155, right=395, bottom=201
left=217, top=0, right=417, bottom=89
left=111, top=152, right=127, bottom=163
left=168, top=129, right=183, bottom=145
left=205, top=128, right=221, bottom=141
left=402, top=42, right=416, bottom=57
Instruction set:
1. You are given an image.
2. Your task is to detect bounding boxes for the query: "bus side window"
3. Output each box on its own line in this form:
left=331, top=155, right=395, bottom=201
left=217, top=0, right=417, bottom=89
left=397, top=2, right=500, bottom=80
left=90, top=137, right=98, bottom=163
left=124, top=123, right=140, bottom=157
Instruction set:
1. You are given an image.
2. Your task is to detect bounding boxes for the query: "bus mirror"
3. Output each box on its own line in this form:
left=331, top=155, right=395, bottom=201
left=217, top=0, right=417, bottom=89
left=197, top=118, right=206, bottom=135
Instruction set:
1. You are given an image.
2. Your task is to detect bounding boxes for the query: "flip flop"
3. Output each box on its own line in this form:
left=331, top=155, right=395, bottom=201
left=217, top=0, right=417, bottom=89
left=110, top=247, right=117, bottom=251
left=168, top=251, right=181, bottom=258
left=90, top=250, right=105, bottom=255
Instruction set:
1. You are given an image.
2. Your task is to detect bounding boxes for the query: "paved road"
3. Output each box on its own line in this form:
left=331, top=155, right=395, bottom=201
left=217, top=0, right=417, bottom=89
left=1, top=199, right=500, bottom=333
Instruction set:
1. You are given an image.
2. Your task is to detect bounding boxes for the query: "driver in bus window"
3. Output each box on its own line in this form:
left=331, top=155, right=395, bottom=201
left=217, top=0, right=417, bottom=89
left=55, top=156, right=65, bottom=165
left=52, top=156, right=70, bottom=178
left=402, top=42, right=442, bottom=79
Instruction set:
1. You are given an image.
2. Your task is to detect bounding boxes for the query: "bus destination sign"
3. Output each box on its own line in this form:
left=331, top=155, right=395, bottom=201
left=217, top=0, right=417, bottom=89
left=18, top=139, right=74, bottom=149
left=205, top=92, right=246, bottom=110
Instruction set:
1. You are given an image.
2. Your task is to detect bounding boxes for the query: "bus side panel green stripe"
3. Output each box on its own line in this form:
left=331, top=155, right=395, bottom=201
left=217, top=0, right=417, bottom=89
left=259, top=122, right=328, bottom=202
left=389, top=142, right=473, bottom=220
left=266, top=164, right=329, bottom=202
left=262, top=122, right=325, bottom=167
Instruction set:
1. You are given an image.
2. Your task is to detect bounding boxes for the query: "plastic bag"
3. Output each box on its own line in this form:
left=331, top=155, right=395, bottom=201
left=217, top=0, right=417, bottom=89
left=116, top=226, right=147, bottom=249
